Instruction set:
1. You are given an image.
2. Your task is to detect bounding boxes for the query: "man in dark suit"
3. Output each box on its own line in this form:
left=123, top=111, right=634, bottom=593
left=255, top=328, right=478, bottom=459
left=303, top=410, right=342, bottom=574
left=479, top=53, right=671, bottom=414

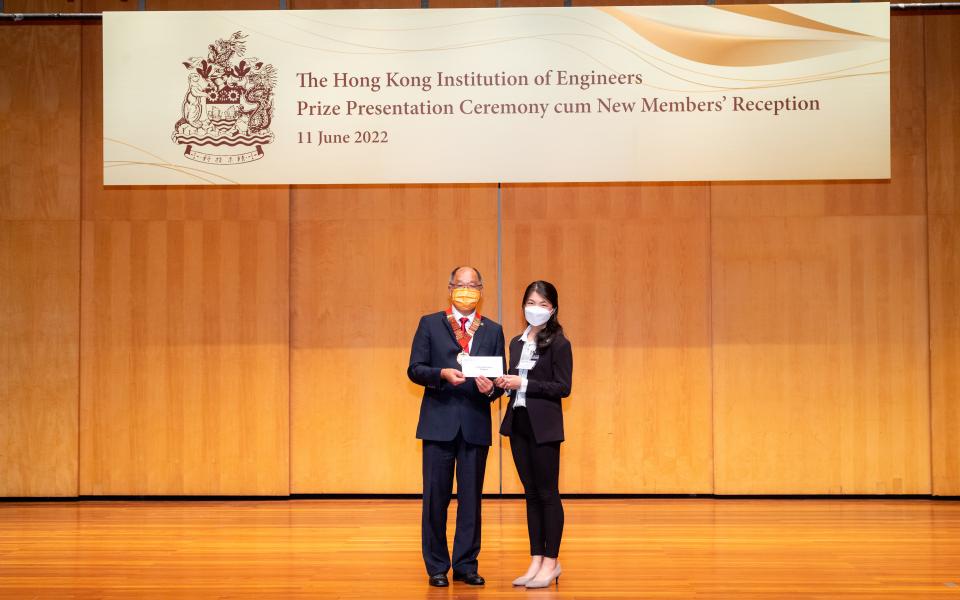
left=407, top=266, right=505, bottom=587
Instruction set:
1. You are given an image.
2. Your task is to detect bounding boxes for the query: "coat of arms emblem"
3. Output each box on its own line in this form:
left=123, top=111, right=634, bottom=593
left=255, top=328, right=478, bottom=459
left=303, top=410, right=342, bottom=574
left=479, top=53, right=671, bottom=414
left=172, top=32, right=276, bottom=164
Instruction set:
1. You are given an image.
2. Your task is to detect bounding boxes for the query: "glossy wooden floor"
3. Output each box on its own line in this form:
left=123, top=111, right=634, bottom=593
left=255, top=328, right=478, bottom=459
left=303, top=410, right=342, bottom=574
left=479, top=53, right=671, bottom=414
left=1, top=499, right=959, bottom=598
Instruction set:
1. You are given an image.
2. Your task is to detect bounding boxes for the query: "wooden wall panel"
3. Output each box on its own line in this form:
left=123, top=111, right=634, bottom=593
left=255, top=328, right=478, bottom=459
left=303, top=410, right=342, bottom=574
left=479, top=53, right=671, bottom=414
left=2, top=2, right=959, bottom=497
left=927, top=13, right=960, bottom=496
left=711, top=16, right=931, bottom=494
left=290, top=0, right=418, bottom=8
left=499, top=1, right=563, bottom=7
left=501, top=183, right=713, bottom=494
left=0, top=2, right=81, bottom=221
left=287, top=1, right=501, bottom=496
left=0, top=0, right=80, bottom=497
left=429, top=0, right=496, bottom=7
left=0, top=221, right=79, bottom=497
left=574, top=1, right=699, bottom=6
left=148, top=0, right=284, bottom=9
left=78, top=0, right=290, bottom=495
left=712, top=217, right=930, bottom=494
left=290, top=185, right=499, bottom=493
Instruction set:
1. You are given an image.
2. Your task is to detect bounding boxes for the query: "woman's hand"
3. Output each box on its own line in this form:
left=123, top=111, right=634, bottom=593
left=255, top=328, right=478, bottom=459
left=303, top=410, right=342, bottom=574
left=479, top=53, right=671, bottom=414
left=475, top=376, right=494, bottom=395
left=495, top=375, right=523, bottom=391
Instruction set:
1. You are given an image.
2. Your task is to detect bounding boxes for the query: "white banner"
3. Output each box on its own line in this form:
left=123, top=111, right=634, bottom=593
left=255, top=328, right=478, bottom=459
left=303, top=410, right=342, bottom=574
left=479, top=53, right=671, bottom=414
left=103, top=4, right=890, bottom=185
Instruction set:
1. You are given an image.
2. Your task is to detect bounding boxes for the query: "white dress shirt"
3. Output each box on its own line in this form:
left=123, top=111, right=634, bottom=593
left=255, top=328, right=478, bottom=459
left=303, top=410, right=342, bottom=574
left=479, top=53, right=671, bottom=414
left=514, top=326, right=538, bottom=408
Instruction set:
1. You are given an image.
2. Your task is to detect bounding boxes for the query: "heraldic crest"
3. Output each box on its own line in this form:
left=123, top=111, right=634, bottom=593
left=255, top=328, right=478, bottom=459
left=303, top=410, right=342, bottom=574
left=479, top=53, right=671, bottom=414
left=172, top=32, right=277, bottom=164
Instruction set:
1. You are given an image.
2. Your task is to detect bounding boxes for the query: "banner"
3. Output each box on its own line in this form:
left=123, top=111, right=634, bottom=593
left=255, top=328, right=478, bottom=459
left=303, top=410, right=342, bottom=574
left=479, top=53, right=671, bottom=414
left=102, top=4, right=890, bottom=185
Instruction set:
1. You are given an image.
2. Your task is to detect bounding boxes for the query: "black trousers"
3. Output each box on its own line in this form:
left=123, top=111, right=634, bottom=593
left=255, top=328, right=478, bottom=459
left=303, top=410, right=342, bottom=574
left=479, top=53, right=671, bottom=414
left=421, top=431, right=489, bottom=576
left=509, top=407, right=564, bottom=558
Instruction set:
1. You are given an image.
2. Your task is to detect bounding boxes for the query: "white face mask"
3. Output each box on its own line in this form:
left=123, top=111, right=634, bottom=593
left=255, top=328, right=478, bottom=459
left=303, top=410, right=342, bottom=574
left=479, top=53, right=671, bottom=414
left=524, top=305, right=553, bottom=327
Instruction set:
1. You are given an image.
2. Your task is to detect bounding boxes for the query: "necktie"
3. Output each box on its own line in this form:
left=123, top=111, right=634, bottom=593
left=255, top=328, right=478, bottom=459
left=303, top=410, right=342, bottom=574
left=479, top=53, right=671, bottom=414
left=459, top=318, right=470, bottom=354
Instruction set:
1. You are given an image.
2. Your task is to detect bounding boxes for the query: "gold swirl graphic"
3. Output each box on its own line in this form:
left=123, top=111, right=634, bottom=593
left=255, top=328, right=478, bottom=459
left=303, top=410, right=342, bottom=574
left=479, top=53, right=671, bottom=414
left=286, top=10, right=557, bottom=33
left=104, top=138, right=239, bottom=185
left=226, top=9, right=886, bottom=89
left=222, top=15, right=886, bottom=93
left=534, top=33, right=887, bottom=91
left=288, top=10, right=785, bottom=85
left=534, top=33, right=886, bottom=92
left=713, top=5, right=872, bottom=37
left=598, top=6, right=884, bottom=67
left=104, top=162, right=236, bottom=185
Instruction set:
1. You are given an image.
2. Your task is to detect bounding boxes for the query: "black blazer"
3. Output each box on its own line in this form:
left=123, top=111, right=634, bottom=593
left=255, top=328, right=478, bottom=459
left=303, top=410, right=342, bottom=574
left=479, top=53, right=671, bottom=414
left=408, top=311, right=506, bottom=447
left=499, top=331, right=573, bottom=444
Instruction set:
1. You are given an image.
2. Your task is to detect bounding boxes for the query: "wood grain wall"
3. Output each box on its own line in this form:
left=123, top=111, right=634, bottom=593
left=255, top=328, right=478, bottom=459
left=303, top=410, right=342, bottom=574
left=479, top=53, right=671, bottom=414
left=0, top=0, right=81, bottom=497
left=927, top=12, right=960, bottom=497
left=500, top=184, right=713, bottom=494
left=77, top=0, right=290, bottom=495
left=290, top=184, right=500, bottom=493
left=1, top=2, right=957, bottom=496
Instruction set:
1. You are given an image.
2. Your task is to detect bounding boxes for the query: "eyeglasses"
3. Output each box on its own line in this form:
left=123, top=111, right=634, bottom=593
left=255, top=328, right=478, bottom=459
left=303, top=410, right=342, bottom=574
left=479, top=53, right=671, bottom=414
left=450, top=283, right=483, bottom=290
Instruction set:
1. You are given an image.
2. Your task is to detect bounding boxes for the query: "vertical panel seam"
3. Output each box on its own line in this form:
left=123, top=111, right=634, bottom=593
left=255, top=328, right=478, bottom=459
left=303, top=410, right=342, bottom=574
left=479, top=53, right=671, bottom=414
left=921, top=14, right=934, bottom=496
left=76, top=3, right=84, bottom=498
left=288, top=190, right=293, bottom=496
left=496, top=0, right=502, bottom=497
left=283, top=0, right=291, bottom=500
left=708, top=182, right=716, bottom=495
left=497, top=182, right=503, bottom=495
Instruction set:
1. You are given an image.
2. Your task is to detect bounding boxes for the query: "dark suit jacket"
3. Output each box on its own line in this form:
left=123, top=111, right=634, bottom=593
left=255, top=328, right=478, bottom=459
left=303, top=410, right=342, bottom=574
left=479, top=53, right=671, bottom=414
left=408, top=311, right=506, bottom=447
left=499, top=332, right=573, bottom=444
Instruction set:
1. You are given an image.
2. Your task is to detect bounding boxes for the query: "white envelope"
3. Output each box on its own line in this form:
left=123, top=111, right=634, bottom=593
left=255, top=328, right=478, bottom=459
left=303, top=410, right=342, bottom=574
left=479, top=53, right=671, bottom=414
left=461, top=356, right=504, bottom=378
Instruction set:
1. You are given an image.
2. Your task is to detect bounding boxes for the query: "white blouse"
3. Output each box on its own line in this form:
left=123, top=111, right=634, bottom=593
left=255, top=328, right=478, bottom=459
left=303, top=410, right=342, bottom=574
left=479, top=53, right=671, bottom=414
left=514, top=326, right=538, bottom=408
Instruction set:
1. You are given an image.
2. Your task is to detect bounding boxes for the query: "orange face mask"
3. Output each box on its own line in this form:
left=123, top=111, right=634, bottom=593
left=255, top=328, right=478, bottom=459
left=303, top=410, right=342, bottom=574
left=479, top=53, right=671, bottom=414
left=451, top=287, right=481, bottom=312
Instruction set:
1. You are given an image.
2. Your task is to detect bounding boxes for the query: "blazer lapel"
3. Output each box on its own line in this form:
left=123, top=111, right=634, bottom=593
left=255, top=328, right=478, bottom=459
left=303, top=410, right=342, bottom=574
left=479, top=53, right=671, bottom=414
left=509, top=338, right=522, bottom=370
left=530, top=342, right=548, bottom=375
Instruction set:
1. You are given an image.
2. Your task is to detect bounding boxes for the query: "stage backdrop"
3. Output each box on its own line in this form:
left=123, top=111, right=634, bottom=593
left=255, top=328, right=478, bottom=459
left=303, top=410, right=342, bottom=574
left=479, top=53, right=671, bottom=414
left=1, top=0, right=958, bottom=498
left=102, top=4, right=890, bottom=184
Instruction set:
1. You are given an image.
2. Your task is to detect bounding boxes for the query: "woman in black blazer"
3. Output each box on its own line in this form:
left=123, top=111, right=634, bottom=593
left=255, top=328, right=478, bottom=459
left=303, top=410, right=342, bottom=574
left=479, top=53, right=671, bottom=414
left=495, top=280, right=572, bottom=589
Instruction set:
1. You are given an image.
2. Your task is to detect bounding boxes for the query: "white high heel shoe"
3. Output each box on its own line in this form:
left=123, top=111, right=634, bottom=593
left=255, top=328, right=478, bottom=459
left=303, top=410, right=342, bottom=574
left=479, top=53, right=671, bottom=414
left=525, top=564, right=562, bottom=588
left=513, top=559, right=543, bottom=586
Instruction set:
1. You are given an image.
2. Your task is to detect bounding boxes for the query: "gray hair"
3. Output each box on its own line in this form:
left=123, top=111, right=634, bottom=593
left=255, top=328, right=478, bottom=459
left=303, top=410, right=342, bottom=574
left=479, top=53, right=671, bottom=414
left=448, top=266, right=483, bottom=285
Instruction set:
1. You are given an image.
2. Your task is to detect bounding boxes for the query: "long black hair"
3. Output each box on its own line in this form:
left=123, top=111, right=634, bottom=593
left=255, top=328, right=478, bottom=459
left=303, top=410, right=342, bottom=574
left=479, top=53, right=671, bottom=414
left=522, top=280, right=563, bottom=352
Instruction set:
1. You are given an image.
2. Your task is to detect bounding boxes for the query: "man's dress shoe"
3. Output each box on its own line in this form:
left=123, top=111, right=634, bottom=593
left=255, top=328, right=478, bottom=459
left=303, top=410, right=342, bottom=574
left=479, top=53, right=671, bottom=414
left=453, top=572, right=485, bottom=585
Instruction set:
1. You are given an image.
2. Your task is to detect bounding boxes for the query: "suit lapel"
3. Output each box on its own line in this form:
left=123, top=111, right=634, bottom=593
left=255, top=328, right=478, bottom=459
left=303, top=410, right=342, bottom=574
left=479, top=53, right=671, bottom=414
left=470, top=316, right=488, bottom=355
left=441, top=310, right=492, bottom=355
left=439, top=311, right=460, bottom=349
left=440, top=310, right=487, bottom=354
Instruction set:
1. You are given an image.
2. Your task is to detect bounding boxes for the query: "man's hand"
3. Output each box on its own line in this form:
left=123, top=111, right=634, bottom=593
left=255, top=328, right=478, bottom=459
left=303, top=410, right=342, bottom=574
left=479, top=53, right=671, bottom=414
left=475, top=376, right=494, bottom=395
left=441, top=368, right=466, bottom=386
